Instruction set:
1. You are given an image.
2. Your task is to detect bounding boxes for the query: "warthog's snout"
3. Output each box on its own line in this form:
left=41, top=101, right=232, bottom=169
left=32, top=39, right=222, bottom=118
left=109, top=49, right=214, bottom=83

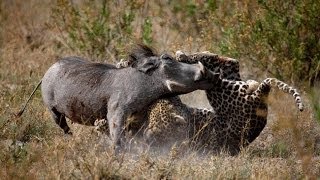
left=165, top=61, right=218, bottom=93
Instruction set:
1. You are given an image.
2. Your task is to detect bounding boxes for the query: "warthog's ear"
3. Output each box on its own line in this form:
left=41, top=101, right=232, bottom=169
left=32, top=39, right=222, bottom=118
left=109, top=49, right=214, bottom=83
left=132, top=58, right=160, bottom=74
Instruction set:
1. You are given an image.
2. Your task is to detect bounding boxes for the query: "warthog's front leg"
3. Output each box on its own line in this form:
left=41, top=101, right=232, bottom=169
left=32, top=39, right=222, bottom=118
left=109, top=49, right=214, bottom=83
left=107, top=101, right=127, bottom=154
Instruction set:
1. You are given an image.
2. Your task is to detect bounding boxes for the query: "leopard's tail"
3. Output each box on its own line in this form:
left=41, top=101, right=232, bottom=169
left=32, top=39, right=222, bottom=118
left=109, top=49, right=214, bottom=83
left=253, top=78, right=304, bottom=111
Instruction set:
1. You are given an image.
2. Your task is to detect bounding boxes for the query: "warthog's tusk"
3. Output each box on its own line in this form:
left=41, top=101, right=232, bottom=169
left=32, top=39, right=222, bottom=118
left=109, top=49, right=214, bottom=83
left=166, top=80, right=185, bottom=92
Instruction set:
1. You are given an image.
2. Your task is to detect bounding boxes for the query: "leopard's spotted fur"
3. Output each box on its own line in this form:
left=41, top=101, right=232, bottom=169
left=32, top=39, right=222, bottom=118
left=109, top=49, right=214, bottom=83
left=143, top=97, right=191, bottom=146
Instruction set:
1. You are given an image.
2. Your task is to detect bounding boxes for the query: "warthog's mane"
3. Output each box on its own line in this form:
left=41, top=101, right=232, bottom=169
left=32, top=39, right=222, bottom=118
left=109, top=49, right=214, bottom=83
left=60, top=57, right=117, bottom=86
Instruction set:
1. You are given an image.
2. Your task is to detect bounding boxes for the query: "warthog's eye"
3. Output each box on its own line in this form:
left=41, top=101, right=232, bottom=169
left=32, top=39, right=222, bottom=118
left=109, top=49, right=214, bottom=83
left=160, top=54, right=173, bottom=61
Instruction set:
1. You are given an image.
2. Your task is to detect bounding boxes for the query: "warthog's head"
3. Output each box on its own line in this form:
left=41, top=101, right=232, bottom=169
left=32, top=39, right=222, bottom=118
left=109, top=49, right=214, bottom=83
left=128, top=45, right=216, bottom=94
left=158, top=53, right=215, bottom=93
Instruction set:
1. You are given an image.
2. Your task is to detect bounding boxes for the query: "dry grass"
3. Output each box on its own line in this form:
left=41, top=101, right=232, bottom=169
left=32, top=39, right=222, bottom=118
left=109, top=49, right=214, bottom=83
left=1, top=1, right=320, bottom=179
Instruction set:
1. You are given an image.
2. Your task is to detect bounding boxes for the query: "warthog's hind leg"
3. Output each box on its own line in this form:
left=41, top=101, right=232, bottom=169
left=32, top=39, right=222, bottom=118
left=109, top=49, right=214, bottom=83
left=51, top=107, right=72, bottom=135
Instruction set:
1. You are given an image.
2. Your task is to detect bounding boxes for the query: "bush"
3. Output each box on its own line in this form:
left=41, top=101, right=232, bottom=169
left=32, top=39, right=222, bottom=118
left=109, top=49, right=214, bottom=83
left=50, top=0, right=153, bottom=61
left=205, top=0, right=320, bottom=87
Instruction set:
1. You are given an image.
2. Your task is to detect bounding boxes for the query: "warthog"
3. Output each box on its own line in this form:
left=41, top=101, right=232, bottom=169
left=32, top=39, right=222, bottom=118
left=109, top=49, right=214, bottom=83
left=17, top=45, right=218, bottom=152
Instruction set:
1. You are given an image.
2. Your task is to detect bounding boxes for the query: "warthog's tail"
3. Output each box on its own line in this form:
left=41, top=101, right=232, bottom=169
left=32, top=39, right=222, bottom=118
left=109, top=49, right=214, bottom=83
left=16, top=80, right=42, bottom=117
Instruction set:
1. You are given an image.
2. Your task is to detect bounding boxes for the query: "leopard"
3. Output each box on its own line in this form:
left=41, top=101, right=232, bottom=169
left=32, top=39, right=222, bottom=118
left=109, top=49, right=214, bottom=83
left=175, top=51, right=304, bottom=154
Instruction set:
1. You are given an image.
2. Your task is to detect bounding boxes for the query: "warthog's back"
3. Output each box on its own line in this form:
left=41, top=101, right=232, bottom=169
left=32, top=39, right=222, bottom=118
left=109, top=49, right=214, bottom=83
left=41, top=57, right=116, bottom=125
